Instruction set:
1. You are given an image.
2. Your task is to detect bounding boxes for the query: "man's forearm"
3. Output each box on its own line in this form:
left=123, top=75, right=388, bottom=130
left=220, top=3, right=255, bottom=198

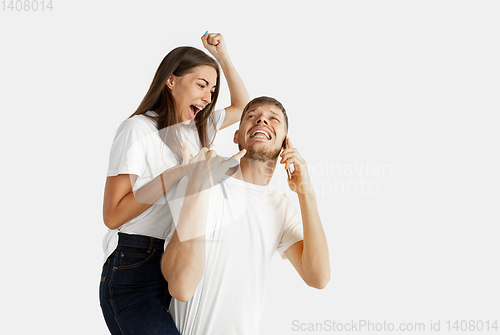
left=162, top=186, right=210, bottom=302
left=133, top=164, right=185, bottom=205
left=298, top=191, right=330, bottom=288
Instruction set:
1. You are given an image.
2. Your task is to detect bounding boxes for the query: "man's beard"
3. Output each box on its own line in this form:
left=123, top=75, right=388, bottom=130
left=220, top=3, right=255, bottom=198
left=239, top=143, right=282, bottom=162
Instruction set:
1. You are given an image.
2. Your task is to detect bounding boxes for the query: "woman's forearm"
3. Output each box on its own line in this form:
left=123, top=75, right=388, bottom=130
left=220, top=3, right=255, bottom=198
left=217, top=56, right=249, bottom=110
left=105, top=164, right=185, bottom=229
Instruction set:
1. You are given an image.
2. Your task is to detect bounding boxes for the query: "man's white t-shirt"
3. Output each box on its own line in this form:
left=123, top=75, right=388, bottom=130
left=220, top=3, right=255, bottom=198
left=102, top=109, right=226, bottom=263
left=168, top=174, right=304, bottom=335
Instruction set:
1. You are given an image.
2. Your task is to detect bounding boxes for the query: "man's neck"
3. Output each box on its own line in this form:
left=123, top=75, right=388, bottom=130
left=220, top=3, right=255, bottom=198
left=226, top=157, right=277, bottom=186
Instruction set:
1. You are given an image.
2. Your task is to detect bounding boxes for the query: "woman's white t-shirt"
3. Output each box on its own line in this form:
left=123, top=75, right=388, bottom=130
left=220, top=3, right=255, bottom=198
left=102, top=109, right=226, bottom=262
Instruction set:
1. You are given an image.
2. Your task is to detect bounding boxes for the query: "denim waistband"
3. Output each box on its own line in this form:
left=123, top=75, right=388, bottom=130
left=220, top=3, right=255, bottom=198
left=117, top=233, right=165, bottom=250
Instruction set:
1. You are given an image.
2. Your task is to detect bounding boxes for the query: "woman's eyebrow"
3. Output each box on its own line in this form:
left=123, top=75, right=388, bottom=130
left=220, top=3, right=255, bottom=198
left=198, top=78, right=216, bottom=88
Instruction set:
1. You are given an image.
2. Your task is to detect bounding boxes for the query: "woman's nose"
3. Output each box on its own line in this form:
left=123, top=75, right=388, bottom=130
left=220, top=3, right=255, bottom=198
left=202, top=90, right=212, bottom=104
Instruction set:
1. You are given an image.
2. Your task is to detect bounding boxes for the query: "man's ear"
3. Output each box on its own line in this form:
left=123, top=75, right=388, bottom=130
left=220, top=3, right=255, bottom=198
left=233, top=130, right=239, bottom=144
left=166, top=74, right=175, bottom=90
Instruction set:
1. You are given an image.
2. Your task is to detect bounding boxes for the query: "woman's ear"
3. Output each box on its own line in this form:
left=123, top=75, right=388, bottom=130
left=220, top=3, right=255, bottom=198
left=166, top=74, right=175, bottom=90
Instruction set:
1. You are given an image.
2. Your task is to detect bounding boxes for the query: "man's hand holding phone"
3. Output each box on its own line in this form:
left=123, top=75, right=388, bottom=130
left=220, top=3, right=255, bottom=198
left=279, top=138, right=314, bottom=195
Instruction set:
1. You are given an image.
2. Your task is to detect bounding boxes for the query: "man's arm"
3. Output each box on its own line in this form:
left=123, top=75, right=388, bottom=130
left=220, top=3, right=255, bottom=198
left=284, top=191, right=330, bottom=289
left=162, top=186, right=209, bottom=302
left=281, top=138, right=330, bottom=289
left=161, top=145, right=247, bottom=302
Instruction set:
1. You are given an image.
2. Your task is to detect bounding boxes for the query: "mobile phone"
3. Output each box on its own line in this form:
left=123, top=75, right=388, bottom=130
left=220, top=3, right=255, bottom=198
left=282, top=137, right=293, bottom=180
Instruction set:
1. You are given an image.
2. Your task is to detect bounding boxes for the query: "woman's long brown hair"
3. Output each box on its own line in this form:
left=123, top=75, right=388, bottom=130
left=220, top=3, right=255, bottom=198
left=129, top=46, right=221, bottom=163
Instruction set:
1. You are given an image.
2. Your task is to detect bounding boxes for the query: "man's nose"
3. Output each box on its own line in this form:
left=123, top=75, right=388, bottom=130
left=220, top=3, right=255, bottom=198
left=256, top=117, right=268, bottom=125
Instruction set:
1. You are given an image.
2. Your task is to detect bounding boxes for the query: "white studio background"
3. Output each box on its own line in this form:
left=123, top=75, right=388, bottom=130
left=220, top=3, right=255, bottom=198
left=1, top=0, right=499, bottom=334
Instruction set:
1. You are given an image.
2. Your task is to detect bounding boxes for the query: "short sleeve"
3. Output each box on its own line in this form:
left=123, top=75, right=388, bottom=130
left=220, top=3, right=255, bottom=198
left=106, top=117, right=152, bottom=178
left=277, top=197, right=304, bottom=260
left=207, top=108, right=226, bottom=143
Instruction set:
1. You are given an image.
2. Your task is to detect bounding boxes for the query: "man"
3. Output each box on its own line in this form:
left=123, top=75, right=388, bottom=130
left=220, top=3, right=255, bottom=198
left=162, top=96, right=330, bottom=334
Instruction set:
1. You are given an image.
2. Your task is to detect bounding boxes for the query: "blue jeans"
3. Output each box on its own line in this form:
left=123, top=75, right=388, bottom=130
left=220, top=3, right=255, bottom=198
left=100, top=233, right=180, bottom=335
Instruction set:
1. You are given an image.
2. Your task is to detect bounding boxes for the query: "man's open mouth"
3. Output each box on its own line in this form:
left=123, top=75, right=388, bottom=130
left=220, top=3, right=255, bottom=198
left=249, top=129, right=271, bottom=140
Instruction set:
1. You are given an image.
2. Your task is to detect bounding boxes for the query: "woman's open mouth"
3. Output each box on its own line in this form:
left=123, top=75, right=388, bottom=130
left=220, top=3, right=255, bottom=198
left=188, top=105, right=203, bottom=119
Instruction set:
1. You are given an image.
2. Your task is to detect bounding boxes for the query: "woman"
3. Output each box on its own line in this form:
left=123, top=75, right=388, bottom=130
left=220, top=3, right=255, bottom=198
left=100, top=32, right=249, bottom=334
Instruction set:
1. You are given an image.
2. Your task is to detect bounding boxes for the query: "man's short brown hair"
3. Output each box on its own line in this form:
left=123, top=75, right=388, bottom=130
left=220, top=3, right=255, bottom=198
left=240, top=96, right=288, bottom=132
